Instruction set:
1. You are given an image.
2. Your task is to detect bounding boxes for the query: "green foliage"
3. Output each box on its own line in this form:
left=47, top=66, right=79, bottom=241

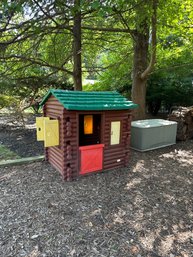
left=147, top=73, right=193, bottom=115
left=0, top=94, right=18, bottom=109
left=0, top=0, right=193, bottom=116
left=146, top=23, right=193, bottom=115
left=83, top=31, right=133, bottom=98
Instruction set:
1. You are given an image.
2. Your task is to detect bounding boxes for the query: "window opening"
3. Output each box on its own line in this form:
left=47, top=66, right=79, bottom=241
left=84, top=115, right=93, bottom=134
left=79, top=114, right=101, bottom=146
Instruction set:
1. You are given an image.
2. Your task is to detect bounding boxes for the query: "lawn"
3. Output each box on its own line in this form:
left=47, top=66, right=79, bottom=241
left=0, top=145, right=19, bottom=161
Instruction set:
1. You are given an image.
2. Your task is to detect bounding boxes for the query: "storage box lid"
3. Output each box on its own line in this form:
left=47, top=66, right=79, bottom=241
left=131, top=119, right=177, bottom=128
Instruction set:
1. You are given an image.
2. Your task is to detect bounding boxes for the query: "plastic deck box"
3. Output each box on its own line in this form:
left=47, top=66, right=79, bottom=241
left=131, top=119, right=177, bottom=151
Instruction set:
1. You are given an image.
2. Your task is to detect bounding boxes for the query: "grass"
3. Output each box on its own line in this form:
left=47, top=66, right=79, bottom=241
left=0, top=145, right=20, bottom=161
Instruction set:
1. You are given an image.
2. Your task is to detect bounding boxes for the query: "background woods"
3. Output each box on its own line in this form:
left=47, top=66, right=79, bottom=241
left=0, top=0, right=192, bottom=119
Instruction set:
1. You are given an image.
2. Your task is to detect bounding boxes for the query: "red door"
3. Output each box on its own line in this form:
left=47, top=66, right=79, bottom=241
left=79, top=144, right=104, bottom=174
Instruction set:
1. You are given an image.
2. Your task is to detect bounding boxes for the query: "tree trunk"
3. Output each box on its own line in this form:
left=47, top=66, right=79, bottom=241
left=131, top=29, right=149, bottom=120
left=131, top=0, right=157, bottom=120
left=132, top=76, right=147, bottom=120
left=73, top=0, right=82, bottom=91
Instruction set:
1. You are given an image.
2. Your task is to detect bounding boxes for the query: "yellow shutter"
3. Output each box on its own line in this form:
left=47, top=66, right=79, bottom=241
left=84, top=115, right=93, bottom=134
left=36, top=117, right=50, bottom=141
left=110, top=121, right=121, bottom=145
left=44, top=119, right=59, bottom=147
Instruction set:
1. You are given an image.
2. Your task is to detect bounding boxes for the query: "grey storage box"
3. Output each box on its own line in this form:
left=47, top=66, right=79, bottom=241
left=131, top=119, right=177, bottom=151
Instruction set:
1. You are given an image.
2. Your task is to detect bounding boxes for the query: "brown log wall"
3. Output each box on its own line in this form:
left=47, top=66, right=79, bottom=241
left=103, top=110, right=132, bottom=171
left=62, top=110, right=78, bottom=180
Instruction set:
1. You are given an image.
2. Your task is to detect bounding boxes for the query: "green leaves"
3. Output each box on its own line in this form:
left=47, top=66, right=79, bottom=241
left=0, top=0, right=192, bottom=113
left=90, top=1, right=100, bottom=10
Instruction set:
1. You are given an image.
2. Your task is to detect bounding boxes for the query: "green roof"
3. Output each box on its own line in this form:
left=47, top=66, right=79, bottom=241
left=40, top=89, right=138, bottom=111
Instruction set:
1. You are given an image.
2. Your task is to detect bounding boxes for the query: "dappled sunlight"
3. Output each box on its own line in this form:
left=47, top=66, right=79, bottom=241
left=90, top=208, right=101, bottom=216
left=175, top=175, right=192, bottom=185
left=1, top=141, right=193, bottom=256
left=106, top=200, right=193, bottom=256
left=129, top=210, right=145, bottom=231
left=162, top=193, right=176, bottom=204
left=139, top=229, right=160, bottom=252
left=95, top=197, right=193, bottom=256
left=157, top=230, right=193, bottom=256
left=176, top=231, right=193, bottom=243
left=0, top=170, right=16, bottom=181
left=124, top=177, right=142, bottom=190
left=26, top=246, right=40, bottom=257
left=16, top=135, right=24, bottom=141
left=131, top=159, right=150, bottom=174
left=112, top=207, right=126, bottom=225
left=158, top=234, right=175, bottom=255
left=160, top=149, right=193, bottom=167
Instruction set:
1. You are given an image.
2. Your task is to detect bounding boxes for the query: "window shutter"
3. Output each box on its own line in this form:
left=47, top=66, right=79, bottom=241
left=36, top=117, right=50, bottom=141
left=44, top=119, right=59, bottom=147
left=110, top=121, right=121, bottom=145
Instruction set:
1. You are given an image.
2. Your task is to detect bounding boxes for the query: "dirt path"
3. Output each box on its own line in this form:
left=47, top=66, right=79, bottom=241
left=0, top=138, right=193, bottom=257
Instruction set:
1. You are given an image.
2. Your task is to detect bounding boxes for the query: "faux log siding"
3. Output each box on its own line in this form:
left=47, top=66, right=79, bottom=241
left=48, top=153, right=63, bottom=168
left=62, top=110, right=79, bottom=179
left=47, top=147, right=64, bottom=159
left=47, top=147, right=64, bottom=172
left=103, top=111, right=132, bottom=170
left=47, top=156, right=64, bottom=176
left=44, top=96, right=65, bottom=175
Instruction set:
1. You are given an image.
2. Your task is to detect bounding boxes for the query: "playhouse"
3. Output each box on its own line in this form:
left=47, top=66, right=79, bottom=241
left=36, top=90, right=137, bottom=180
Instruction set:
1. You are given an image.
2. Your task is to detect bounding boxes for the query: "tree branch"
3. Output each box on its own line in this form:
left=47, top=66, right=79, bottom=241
left=111, top=7, right=135, bottom=38
left=81, top=26, right=129, bottom=33
left=152, top=62, right=193, bottom=74
left=33, top=0, right=59, bottom=26
left=0, top=55, right=73, bottom=75
left=10, top=70, right=60, bottom=82
left=141, top=0, right=158, bottom=80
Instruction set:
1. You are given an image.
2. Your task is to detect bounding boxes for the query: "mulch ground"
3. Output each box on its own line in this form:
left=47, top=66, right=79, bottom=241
left=0, top=114, right=193, bottom=257
left=0, top=113, right=44, bottom=158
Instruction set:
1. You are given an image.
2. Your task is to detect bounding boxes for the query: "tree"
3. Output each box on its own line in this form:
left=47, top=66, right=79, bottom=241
left=82, top=0, right=193, bottom=119
left=0, top=0, right=192, bottom=119
left=131, top=1, right=157, bottom=119
left=0, top=0, right=83, bottom=90
left=80, top=0, right=158, bottom=119
left=73, top=0, right=82, bottom=90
